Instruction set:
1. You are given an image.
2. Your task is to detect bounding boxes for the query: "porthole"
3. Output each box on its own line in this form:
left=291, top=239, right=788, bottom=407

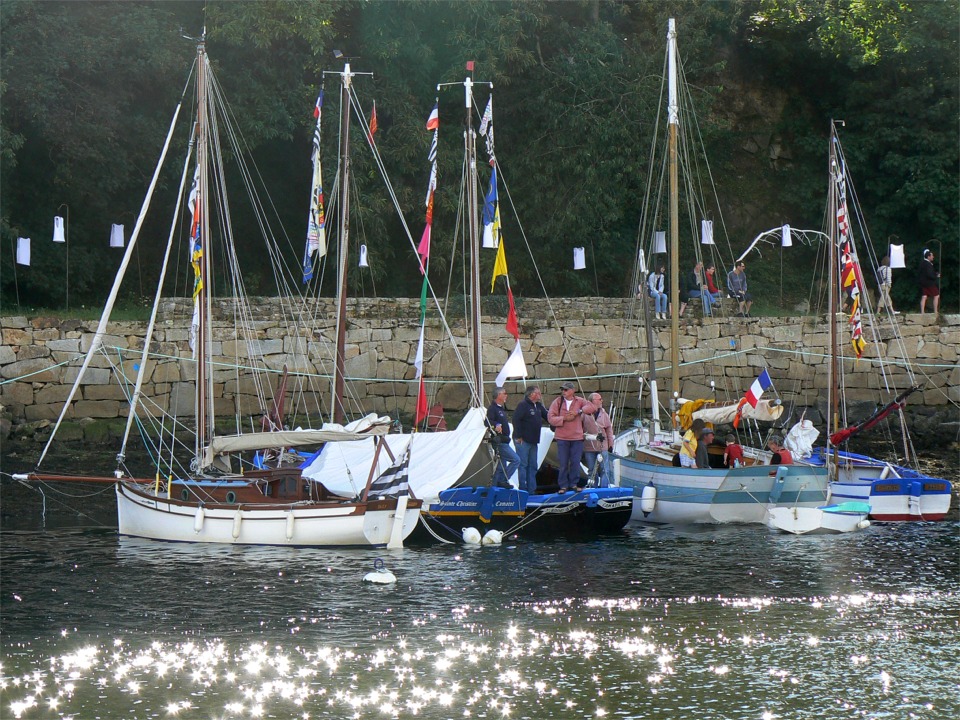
left=225, top=491, right=237, bottom=504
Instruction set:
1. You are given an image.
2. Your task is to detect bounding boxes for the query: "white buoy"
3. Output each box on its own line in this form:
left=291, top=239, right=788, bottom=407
left=193, top=507, right=205, bottom=534
left=640, top=483, right=657, bottom=515
left=462, top=527, right=482, bottom=545
left=857, top=520, right=871, bottom=530
left=231, top=510, right=242, bottom=539
left=481, top=529, right=503, bottom=546
left=363, top=558, right=397, bottom=584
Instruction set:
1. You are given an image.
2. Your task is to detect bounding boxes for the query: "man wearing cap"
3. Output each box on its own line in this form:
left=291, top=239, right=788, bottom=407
left=766, top=435, right=793, bottom=465
left=695, top=427, right=714, bottom=470
left=486, top=387, right=520, bottom=487
left=547, top=382, right=598, bottom=493
left=918, top=248, right=940, bottom=314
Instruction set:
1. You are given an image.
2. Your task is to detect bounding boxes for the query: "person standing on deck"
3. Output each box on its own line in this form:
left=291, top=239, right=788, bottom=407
left=512, top=385, right=548, bottom=494
left=582, top=392, right=615, bottom=487
left=695, top=427, right=715, bottom=469
left=486, top=387, right=520, bottom=488
left=919, top=248, right=940, bottom=314
left=547, top=382, right=597, bottom=493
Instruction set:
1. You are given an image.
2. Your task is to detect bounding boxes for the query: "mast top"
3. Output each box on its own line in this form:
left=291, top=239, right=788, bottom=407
left=667, top=18, right=678, bottom=127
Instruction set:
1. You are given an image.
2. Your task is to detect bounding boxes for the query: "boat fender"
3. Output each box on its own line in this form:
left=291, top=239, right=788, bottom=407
left=908, top=480, right=922, bottom=516
left=586, top=492, right=599, bottom=508
left=193, top=506, right=205, bottom=534
left=285, top=512, right=295, bottom=540
left=363, top=558, right=397, bottom=584
left=481, top=529, right=503, bottom=546
left=232, top=510, right=242, bottom=539
left=857, top=520, right=871, bottom=530
left=462, top=527, right=482, bottom=545
left=640, top=483, right=657, bottom=516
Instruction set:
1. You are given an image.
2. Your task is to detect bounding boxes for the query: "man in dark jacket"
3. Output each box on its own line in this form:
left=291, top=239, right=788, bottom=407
left=486, top=387, right=520, bottom=488
left=512, top=385, right=549, bottom=493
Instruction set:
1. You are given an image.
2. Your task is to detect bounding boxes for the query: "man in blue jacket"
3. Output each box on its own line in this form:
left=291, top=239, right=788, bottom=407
left=511, top=385, right=549, bottom=494
left=486, top=387, right=520, bottom=488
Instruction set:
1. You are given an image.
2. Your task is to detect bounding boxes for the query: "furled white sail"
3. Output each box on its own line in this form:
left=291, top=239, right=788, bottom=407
left=691, top=399, right=783, bottom=425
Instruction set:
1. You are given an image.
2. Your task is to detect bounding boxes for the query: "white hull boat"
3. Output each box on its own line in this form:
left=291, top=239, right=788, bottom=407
left=767, top=502, right=872, bottom=535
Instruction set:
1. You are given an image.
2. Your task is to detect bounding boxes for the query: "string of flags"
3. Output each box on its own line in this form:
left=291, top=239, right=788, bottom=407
left=836, top=160, right=866, bottom=360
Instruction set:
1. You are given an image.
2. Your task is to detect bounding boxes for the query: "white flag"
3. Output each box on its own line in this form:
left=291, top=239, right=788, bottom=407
left=478, top=96, right=493, bottom=137
left=495, top=339, right=527, bottom=386
left=359, top=244, right=369, bottom=267
left=573, top=247, right=586, bottom=270
left=653, top=230, right=666, bottom=254
left=110, top=224, right=125, bottom=248
left=53, top=216, right=66, bottom=243
left=700, top=219, right=714, bottom=245
left=781, top=224, right=792, bottom=247
left=890, top=244, right=906, bottom=269
left=16, top=237, right=31, bottom=266
left=414, top=324, right=425, bottom=379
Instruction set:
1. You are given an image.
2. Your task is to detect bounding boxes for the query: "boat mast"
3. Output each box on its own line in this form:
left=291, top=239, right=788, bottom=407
left=667, top=19, right=681, bottom=405
left=827, top=122, right=840, bottom=477
left=196, top=36, right=214, bottom=461
left=333, top=63, right=353, bottom=424
left=464, top=73, right=484, bottom=403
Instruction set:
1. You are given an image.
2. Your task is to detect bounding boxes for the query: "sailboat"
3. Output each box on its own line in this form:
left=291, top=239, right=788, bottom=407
left=316, top=66, right=631, bottom=544
left=784, top=124, right=952, bottom=521
left=611, top=19, right=830, bottom=525
left=14, top=38, right=422, bottom=547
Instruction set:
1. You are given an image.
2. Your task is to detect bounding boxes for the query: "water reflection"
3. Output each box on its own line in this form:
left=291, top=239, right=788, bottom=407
left=2, top=521, right=958, bottom=719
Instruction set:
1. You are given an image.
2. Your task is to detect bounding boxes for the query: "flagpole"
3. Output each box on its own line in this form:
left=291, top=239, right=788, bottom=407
left=464, top=73, right=484, bottom=405
left=827, top=121, right=840, bottom=480
left=333, top=62, right=353, bottom=425
left=667, top=19, right=681, bottom=423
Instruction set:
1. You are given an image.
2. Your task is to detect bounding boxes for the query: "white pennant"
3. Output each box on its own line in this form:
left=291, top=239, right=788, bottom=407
left=889, top=244, right=906, bottom=269
left=700, top=219, right=714, bottom=245
left=573, top=247, right=586, bottom=270
left=53, top=216, right=66, bottom=243
left=653, top=230, right=666, bottom=254
left=781, top=224, right=792, bottom=247
left=16, top=237, right=31, bottom=266
left=495, top=339, right=527, bottom=386
left=110, top=224, right=125, bottom=248
left=359, top=244, right=369, bottom=268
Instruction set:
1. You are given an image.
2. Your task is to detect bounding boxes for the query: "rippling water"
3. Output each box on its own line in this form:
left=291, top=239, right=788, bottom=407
left=2, top=473, right=958, bottom=720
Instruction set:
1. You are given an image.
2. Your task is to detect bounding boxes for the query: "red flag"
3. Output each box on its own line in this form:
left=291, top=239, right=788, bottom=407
left=466, top=60, right=475, bottom=72
left=414, top=377, right=428, bottom=425
left=425, top=103, right=439, bottom=131
left=505, top=287, right=519, bottom=340
left=367, top=102, right=378, bottom=144
left=313, top=91, right=323, bottom=119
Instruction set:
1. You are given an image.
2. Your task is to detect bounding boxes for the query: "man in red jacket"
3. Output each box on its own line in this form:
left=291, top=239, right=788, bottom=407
left=547, top=382, right=597, bottom=493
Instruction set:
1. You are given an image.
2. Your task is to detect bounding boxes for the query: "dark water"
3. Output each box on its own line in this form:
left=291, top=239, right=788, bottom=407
left=1, top=470, right=958, bottom=720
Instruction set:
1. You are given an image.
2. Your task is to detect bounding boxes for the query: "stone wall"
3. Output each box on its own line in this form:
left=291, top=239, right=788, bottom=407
left=1, top=298, right=957, bottom=431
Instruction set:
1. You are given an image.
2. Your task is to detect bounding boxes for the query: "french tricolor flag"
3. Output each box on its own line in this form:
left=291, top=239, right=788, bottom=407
left=744, top=369, right=774, bottom=408
left=425, top=103, right=439, bottom=131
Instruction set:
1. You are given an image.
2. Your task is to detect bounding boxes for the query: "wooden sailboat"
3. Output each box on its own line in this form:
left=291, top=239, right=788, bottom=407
left=611, top=18, right=829, bottom=525
left=788, top=124, right=952, bottom=521
left=14, top=40, right=421, bottom=547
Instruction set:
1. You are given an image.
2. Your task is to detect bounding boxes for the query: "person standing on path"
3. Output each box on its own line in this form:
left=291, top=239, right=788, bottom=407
left=547, top=382, right=597, bottom=493
left=726, top=261, right=753, bottom=317
left=918, top=248, right=940, bottom=314
left=512, top=384, right=549, bottom=494
left=877, top=255, right=897, bottom=314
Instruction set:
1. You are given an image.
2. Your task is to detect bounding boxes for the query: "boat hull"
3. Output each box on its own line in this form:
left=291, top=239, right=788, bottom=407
left=116, top=482, right=419, bottom=547
left=617, top=453, right=829, bottom=525
left=410, top=486, right=632, bottom=543
left=806, top=449, right=952, bottom=521
left=767, top=504, right=871, bottom=534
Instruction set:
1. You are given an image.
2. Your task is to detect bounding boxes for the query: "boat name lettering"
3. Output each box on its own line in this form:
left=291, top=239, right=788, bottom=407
left=598, top=500, right=632, bottom=510
left=873, top=483, right=901, bottom=493
left=923, top=482, right=948, bottom=492
left=538, top=505, right=575, bottom=515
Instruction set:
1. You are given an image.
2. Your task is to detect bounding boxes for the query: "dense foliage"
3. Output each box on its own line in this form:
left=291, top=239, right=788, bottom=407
left=2, top=0, right=956, bottom=312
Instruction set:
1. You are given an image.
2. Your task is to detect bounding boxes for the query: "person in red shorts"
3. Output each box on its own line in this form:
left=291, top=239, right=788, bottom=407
left=918, top=248, right=940, bottom=314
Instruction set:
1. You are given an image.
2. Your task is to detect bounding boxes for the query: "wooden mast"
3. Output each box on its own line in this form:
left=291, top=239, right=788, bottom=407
left=464, top=73, right=484, bottom=403
left=667, top=19, right=681, bottom=406
left=333, top=63, right=353, bottom=424
left=827, top=122, right=840, bottom=478
left=195, top=36, right=213, bottom=462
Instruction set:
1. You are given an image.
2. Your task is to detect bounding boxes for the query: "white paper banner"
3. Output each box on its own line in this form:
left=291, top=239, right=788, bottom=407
left=889, top=244, right=906, bottom=269
left=781, top=223, right=792, bottom=247
left=110, top=224, right=125, bottom=248
left=359, top=244, right=369, bottom=267
left=573, top=246, right=586, bottom=270
left=700, top=219, right=714, bottom=245
left=653, top=230, right=666, bottom=254
left=16, top=237, right=31, bottom=266
left=53, top=216, right=66, bottom=243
